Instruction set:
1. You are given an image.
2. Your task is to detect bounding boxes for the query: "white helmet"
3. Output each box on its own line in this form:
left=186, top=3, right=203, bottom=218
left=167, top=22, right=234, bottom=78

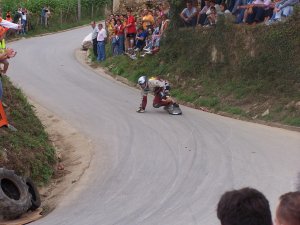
left=138, top=76, right=147, bottom=85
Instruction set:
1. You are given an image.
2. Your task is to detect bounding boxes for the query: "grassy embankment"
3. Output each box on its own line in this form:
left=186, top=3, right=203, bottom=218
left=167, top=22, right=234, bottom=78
left=99, top=9, right=300, bottom=127
left=0, top=78, right=56, bottom=185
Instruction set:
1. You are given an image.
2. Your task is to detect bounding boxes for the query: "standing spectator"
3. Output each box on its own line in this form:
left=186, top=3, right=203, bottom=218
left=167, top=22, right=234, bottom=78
left=180, top=1, right=198, bottom=27
left=12, top=9, right=22, bottom=34
left=125, top=9, right=137, bottom=54
left=275, top=191, right=300, bottom=225
left=217, top=187, right=273, bottom=225
left=115, top=19, right=125, bottom=55
left=123, top=15, right=129, bottom=53
left=142, top=9, right=155, bottom=30
left=41, top=6, right=47, bottom=26
left=91, top=21, right=98, bottom=57
left=45, top=6, right=51, bottom=27
left=21, top=9, right=27, bottom=35
left=96, top=23, right=107, bottom=61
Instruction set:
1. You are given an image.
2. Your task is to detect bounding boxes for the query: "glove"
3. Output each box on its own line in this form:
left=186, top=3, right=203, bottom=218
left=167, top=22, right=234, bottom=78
left=136, top=107, right=145, bottom=113
left=159, top=92, right=167, bottom=99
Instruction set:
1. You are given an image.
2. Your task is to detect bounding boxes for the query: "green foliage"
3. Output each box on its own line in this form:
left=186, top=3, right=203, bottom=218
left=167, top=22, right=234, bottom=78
left=283, top=117, right=300, bottom=127
left=94, top=8, right=300, bottom=127
left=224, top=106, right=246, bottom=116
left=195, top=97, right=220, bottom=108
left=1, top=0, right=109, bottom=25
left=0, top=77, right=56, bottom=184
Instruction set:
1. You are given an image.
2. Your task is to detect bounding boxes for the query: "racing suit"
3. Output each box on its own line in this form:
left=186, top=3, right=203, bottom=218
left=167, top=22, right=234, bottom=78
left=139, top=77, right=171, bottom=110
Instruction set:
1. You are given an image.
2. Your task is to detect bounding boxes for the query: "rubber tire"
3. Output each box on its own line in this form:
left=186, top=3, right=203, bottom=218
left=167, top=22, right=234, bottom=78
left=0, top=168, right=32, bottom=219
left=25, top=177, right=41, bottom=211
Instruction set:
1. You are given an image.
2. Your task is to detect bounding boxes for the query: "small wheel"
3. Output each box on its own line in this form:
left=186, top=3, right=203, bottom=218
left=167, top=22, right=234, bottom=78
left=0, top=168, right=32, bottom=219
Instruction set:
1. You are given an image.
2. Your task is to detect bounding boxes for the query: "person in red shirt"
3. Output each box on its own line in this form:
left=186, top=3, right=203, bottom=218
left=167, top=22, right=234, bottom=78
left=125, top=9, right=136, bottom=53
left=115, top=19, right=125, bottom=54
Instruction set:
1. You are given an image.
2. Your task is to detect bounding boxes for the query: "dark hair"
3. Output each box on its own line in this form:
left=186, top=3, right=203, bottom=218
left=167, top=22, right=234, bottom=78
left=217, top=187, right=272, bottom=225
left=277, top=192, right=300, bottom=225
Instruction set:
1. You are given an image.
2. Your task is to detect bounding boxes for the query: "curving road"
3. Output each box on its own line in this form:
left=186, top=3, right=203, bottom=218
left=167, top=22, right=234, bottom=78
left=9, top=27, right=300, bottom=225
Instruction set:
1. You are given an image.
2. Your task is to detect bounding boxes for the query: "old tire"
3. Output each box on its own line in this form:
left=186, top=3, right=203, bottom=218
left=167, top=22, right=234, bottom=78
left=0, top=168, right=32, bottom=219
left=25, top=177, right=41, bottom=211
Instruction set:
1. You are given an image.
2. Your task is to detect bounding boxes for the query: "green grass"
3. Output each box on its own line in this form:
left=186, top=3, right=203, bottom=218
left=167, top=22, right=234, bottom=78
left=0, top=77, right=56, bottom=185
left=93, top=9, right=300, bottom=127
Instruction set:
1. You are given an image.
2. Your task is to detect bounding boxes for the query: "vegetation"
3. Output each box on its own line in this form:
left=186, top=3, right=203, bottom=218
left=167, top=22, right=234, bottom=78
left=1, top=0, right=111, bottom=37
left=100, top=8, right=300, bottom=127
left=0, top=77, right=56, bottom=185
left=0, top=0, right=110, bottom=184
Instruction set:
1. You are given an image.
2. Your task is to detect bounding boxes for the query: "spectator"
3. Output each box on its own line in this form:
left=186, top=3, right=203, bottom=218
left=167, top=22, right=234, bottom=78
left=125, top=9, right=137, bottom=54
left=266, top=0, right=299, bottom=24
left=0, top=26, right=17, bottom=101
left=232, top=0, right=254, bottom=23
left=207, top=6, right=218, bottom=25
left=90, top=21, right=99, bottom=57
left=115, top=19, right=125, bottom=55
left=142, top=9, right=155, bottom=30
left=21, top=8, right=27, bottom=35
left=244, top=0, right=272, bottom=24
left=160, top=14, right=170, bottom=36
left=180, top=1, right=198, bottom=27
left=41, top=6, right=46, bottom=26
left=0, top=26, right=17, bottom=76
left=197, top=0, right=210, bottom=25
left=217, top=187, right=273, bottom=225
left=134, top=27, right=148, bottom=51
left=122, top=15, right=129, bottom=53
left=45, top=6, right=51, bottom=27
left=96, top=23, right=107, bottom=61
left=275, top=191, right=300, bottom=225
left=108, top=18, right=118, bottom=56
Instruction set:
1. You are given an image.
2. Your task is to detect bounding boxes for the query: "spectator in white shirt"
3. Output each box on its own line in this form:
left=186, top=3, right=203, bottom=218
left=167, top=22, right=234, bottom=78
left=96, top=23, right=107, bottom=61
left=180, top=1, right=198, bottom=27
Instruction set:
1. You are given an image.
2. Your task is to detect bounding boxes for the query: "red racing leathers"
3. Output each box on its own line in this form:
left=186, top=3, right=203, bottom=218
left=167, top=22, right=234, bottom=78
left=139, top=77, right=171, bottom=110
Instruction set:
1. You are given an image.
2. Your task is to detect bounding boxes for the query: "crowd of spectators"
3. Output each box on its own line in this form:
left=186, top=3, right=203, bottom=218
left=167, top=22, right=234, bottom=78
left=2, top=6, right=51, bottom=38
left=91, top=2, right=171, bottom=61
left=180, top=0, right=299, bottom=27
left=89, top=0, right=298, bottom=62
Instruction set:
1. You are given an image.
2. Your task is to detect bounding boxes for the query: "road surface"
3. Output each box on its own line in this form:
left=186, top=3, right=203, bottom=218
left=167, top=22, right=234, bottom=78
left=9, top=27, right=300, bottom=225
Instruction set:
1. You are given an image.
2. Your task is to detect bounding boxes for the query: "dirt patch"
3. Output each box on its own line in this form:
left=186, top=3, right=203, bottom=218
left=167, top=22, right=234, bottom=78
left=29, top=100, right=93, bottom=215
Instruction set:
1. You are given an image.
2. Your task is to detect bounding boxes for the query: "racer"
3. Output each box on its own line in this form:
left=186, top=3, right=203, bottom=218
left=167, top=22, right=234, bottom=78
left=136, top=75, right=179, bottom=113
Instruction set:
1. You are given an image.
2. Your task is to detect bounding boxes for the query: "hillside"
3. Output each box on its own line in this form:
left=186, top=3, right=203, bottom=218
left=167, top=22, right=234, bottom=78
left=101, top=9, right=300, bottom=128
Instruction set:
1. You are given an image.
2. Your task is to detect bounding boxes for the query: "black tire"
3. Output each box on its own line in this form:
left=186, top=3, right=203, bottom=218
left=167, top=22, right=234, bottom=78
left=0, top=168, right=32, bottom=219
left=25, top=177, right=41, bottom=211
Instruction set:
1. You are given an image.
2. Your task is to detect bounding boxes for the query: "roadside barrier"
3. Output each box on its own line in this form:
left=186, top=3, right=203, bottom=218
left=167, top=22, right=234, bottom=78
left=0, top=100, right=8, bottom=128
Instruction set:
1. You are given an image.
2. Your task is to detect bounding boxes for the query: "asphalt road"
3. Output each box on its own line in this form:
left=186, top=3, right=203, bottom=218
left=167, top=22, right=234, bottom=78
left=9, top=27, right=300, bottom=225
